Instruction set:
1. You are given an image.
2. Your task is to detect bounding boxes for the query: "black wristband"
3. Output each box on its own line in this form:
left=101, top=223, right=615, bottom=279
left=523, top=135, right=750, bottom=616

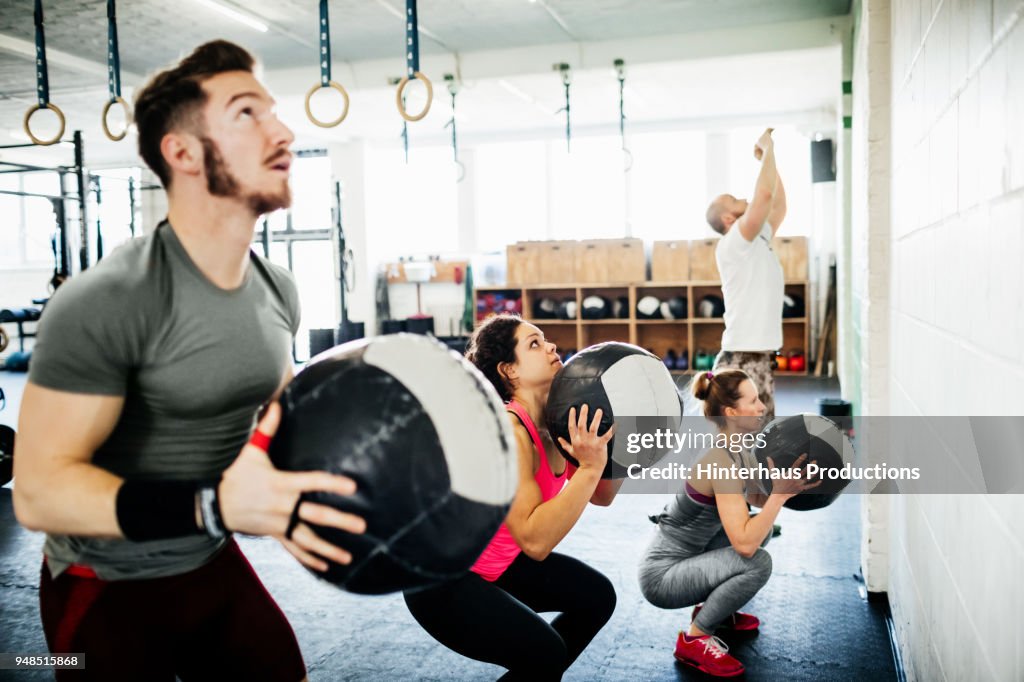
left=115, top=479, right=202, bottom=542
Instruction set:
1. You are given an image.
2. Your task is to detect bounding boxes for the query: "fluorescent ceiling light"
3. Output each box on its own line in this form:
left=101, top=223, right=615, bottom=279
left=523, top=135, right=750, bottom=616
left=191, top=0, right=268, bottom=33
left=497, top=79, right=533, bottom=103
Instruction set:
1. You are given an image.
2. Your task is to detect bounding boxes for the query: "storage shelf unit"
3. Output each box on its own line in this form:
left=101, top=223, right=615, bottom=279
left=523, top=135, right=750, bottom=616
left=475, top=281, right=810, bottom=375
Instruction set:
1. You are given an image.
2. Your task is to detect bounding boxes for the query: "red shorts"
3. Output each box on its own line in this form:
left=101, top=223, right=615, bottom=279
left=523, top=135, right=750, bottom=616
left=39, top=539, right=306, bottom=682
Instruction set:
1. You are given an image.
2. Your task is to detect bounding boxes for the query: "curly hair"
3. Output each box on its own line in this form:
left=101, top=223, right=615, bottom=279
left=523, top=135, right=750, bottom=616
left=465, top=313, right=523, bottom=402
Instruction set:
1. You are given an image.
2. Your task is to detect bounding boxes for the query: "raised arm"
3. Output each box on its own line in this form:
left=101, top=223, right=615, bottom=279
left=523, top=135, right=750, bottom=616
left=739, top=129, right=778, bottom=242
left=767, top=172, right=787, bottom=237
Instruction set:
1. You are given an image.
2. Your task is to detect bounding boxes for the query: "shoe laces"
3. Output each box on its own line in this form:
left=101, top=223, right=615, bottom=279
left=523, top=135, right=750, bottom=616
left=702, top=635, right=731, bottom=659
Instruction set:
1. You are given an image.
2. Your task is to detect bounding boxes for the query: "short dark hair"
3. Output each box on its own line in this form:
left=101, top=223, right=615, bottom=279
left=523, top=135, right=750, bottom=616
left=134, top=40, right=255, bottom=188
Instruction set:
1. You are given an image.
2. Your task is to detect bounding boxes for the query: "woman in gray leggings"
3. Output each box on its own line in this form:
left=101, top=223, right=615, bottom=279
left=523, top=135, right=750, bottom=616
left=638, top=369, right=818, bottom=678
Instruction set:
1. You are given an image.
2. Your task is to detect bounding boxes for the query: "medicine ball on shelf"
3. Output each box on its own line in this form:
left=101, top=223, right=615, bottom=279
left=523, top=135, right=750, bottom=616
left=697, top=295, right=725, bottom=318
left=612, top=296, right=630, bottom=319
left=544, top=342, right=683, bottom=479
left=581, top=295, right=611, bottom=320
left=268, top=334, right=518, bottom=594
left=752, top=414, right=854, bottom=511
left=636, top=295, right=663, bottom=319
left=782, top=294, right=805, bottom=318
left=556, top=298, right=577, bottom=320
left=660, top=296, right=687, bottom=320
left=532, top=297, right=558, bottom=319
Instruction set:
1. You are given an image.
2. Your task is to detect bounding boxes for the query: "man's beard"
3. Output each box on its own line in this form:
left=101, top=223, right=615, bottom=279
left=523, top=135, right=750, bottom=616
left=201, top=137, right=291, bottom=215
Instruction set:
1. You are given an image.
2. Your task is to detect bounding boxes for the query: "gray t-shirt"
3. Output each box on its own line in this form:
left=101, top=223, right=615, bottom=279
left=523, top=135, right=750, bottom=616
left=29, top=221, right=299, bottom=580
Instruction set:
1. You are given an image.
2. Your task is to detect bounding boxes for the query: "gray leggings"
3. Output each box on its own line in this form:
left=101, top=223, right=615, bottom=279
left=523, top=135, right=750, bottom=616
left=638, top=527, right=772, bottom=634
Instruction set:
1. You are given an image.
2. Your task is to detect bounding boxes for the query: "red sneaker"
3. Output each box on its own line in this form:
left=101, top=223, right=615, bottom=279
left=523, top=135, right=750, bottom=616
left=692, top=604, right=760, bottom=632
left=674, top=632, right=745, bottom=677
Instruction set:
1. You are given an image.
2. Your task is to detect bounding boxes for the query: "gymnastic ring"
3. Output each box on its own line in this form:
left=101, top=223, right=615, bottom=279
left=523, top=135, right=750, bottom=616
left=23, top=102, right=66, bottom=146
left=396, top=72, right=433, bottom=122
left=102, top=96, right=131, bottom=142
left=304, top=80, right=350, bottom=128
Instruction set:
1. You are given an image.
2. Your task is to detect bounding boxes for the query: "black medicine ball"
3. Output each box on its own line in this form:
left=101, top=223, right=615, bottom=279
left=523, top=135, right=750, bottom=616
left=660, top=296, right=687, bottom=320
left=544, top=342, right=683, bottom=479
left=636, top=295, right=663, bottom=319
left=581, top=295, right=610, bottom=319
left=612, top=296, right=630, bottom=319
left=556, top=299, right=577, bottom=320
left=533, top=297, right=557, bottom=319
left=752, top=414, right=853, bottom=511
left=782, top=294, right=805, bottom=318
left=697, top=295, right=725, bottom=318
left=269, top=334, right=518, bottom=593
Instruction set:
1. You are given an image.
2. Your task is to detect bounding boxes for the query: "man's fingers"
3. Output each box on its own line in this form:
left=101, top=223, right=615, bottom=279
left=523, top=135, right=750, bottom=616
left=287, top=471, right=357, bottom=497
left=299, top=502, right=367, bottom=535
left=290, top=523, right=353, bottom=566
left=601, top=423, right=617, bottom=444
left=567, top=407, right=578, bottom=438
left=280, top=537, right=328, bottom=573
left=256, top=401, right=282, bottom=438
left=588, top=408, right=603, bottom=434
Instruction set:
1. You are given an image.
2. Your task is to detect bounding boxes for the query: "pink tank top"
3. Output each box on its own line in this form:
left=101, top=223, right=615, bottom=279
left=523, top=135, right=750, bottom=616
left=470, top=400, right=566, bottom=581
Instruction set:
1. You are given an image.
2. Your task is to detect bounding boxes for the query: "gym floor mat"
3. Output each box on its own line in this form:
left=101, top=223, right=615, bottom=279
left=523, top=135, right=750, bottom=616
left=0, top=376, right=896, bottom=681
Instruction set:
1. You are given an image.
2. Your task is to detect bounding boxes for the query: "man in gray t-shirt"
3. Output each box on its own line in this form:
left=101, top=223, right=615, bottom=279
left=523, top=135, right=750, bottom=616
left=14, top=41, right=365, bottom=681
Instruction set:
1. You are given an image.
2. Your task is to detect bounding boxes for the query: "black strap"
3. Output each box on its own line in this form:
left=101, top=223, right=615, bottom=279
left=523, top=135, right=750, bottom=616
left=616, top=59, right=626, bottom=145
left=33, top=0, right=50, bottom=107
left=106, top=0, right=121, bottom=101
left=555, top=64, right=572, bottom=153
left=405, top=0, right=420, bottom=79
left=400, top=99, right=409, bottom=163
left=318, top=0, right=331, bottom=86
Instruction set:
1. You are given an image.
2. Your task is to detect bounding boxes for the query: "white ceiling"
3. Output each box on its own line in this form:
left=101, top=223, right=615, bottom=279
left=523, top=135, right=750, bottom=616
left=0, top=0, right=850, bottom=166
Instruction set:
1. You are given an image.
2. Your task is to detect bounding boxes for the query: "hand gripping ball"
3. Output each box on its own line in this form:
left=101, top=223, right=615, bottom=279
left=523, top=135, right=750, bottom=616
left=544, top=342, right=683, bottom=479
left=269, top=334, right=518, bottom=593
left=752, top=414, right=854, bottom=511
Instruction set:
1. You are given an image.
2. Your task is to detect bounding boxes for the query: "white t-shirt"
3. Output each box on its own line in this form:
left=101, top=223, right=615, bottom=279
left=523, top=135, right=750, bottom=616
left=715, top=220, right=784, bottom=352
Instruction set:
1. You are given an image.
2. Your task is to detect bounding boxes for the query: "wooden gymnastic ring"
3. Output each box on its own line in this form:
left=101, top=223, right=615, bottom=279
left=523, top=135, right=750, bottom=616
left=304, top=80, right=351, bottom=128
left=23, top=103, right=66, bottom=146
left=101, top=96, right=131, bottom=142
left=396, top=72, right=433, bottom=122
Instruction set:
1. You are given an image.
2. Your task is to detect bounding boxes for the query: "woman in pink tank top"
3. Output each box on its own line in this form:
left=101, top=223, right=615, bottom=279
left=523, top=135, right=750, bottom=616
left=404, top=313, right=620, bottom=680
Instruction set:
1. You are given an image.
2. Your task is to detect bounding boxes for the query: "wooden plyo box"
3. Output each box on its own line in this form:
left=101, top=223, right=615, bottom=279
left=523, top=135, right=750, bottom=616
left=772, top=236, right=808, bottom=281
left=651, top=240, right=690, bottom=282
left=689, top=238, right=721, bottom=281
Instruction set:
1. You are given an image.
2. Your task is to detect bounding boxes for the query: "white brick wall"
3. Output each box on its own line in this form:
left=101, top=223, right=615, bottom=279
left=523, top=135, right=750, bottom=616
left=884, top=1, right=1024, bottom=680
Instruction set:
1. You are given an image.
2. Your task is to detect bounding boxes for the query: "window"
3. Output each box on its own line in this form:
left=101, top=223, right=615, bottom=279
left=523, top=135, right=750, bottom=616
left=365, top=145, right=458, bottom=264
left=628, top=131, right=708, bottom=241
left=548, top=136, right=627, bottom=240
left=474, top=141, right=548, bottom=252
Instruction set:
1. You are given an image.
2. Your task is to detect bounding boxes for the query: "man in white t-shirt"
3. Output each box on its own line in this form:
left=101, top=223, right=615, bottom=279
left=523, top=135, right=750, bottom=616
left=704, top=128, right=787, bottom=418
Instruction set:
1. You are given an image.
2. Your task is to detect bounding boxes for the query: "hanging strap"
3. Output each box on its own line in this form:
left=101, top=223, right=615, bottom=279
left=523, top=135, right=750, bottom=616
left=615, top=58, right=633, bottom=172
left=554, top=63, right=571, bottom=153
left=444, top=74, right=464, bottom=182
left=101, top=0, right=130, bottom=142
left=304, top=0, right=350, bottom=128
left=395, top=0, right=432, bottom=122
left=24, top=0, right=65, bottom=146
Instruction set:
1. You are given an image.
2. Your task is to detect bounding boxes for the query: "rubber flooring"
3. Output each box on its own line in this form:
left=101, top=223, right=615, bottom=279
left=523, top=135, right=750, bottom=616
left=0, top=373, right=897, bottom=681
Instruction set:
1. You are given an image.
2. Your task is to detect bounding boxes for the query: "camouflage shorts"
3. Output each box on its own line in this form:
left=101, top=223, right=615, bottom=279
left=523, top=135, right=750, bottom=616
left=712, top=351, right=776, bottom=420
